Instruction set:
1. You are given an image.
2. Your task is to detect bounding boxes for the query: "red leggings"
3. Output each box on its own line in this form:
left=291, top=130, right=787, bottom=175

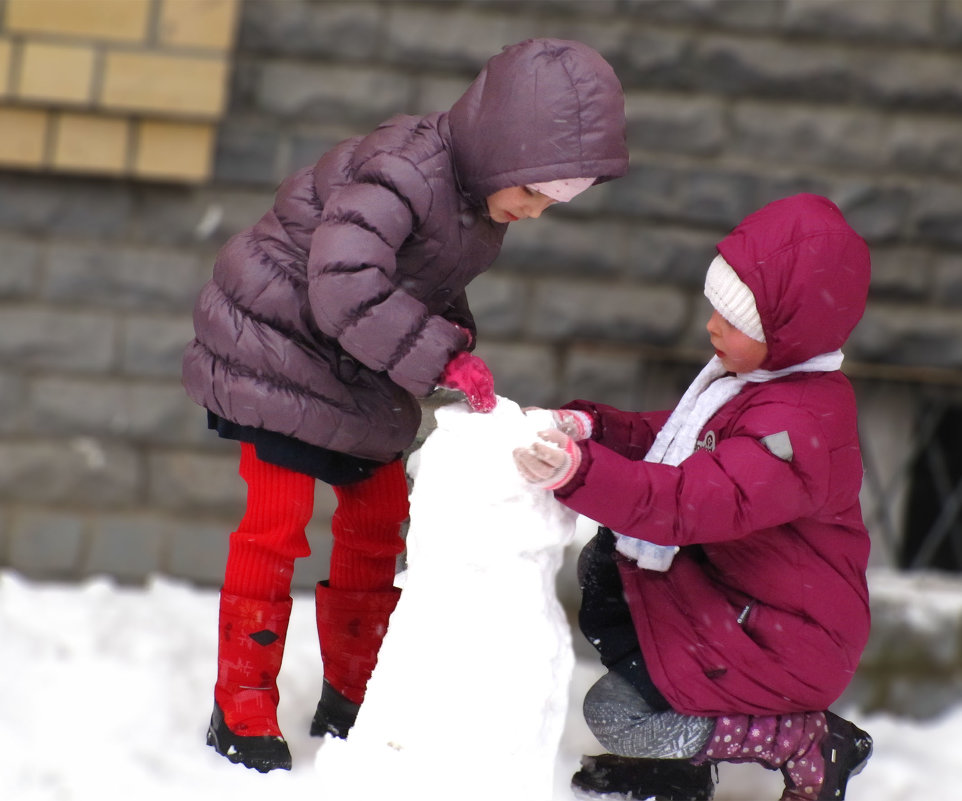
left=223, top=443, right=409, bottom=601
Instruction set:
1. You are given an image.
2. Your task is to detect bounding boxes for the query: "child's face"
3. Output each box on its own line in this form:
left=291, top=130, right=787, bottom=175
left=485, top=186, right=557, bottom=223
left=706, top=310, right=768, bottom=373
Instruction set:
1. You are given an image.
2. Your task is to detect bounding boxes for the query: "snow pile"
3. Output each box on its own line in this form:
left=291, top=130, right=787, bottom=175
left=315, top=398, right=578, bottom=801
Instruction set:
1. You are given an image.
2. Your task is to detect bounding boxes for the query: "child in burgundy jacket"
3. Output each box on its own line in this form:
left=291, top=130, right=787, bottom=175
left=515, top=194, right=873, bottom=801
left=183, top=38, right=627, bottom=772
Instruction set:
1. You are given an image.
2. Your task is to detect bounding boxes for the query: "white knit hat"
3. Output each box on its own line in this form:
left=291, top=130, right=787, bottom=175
left=526, top=177, right=596, bottom=202
left=704, top=254, right=766, bottom=343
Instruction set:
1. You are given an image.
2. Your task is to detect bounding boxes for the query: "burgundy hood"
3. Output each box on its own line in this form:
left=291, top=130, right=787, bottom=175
left=716, top=193, right=871, bottom=371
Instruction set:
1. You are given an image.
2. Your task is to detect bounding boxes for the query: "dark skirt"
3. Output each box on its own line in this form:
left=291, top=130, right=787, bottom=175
left=207, top=411, right=383, bottom=486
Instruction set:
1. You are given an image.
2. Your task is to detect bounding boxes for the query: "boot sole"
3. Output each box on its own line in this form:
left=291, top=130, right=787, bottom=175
left=207, top=704, right=292, bottom=773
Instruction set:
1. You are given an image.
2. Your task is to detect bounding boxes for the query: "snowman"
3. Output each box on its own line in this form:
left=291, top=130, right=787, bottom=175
left=315, top=397, right=578, bottom=801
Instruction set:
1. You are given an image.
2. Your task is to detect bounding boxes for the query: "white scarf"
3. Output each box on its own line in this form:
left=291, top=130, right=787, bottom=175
left=615, top=350, right=845, bottom=568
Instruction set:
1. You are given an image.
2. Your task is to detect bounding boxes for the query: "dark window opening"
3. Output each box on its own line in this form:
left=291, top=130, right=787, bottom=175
left=901, top=403, right=962, bottom=572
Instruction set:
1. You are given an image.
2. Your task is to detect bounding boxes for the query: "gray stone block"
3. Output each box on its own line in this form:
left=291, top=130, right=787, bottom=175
left=25, top=375, right=191, bottom=441
left=0, top=237, right=42, bottom=298
left=166, top=519, right=230, bottom=586
left=693, top=33, right=866, bottom=102
left=84, top=514, right=166, bottom=583
left=932, top=253, right=962, bottom=306
left=607, top=164, right=758, bottom=228
left=528, top=281, right=688, bottom=345
left=121, top=316, right=195, bottom=378
left=0, top=439, right=142, bottom=508
left=563, top=346, right=640, bottom=410
left=0, top=309, right=115, bottom=372
left=472, top=342, right=559, bottom=409
left=0, top=175, right=133, bottom=238
left=254, top=62, right=415, bottom=124
left=213, top=122, right=285, bottom=186
left=0, top=371, right=25, bottom=434
left=8, top=510, right=86, bottom=577
left=782, top=0, right=937, bottom=43
left=498, top=216, right=625, bottom=278
left=867, top=247, right=931, bottom=301
left=619, top=27, right=690, bottom=87
left=625, top=227, right=717, bottom=287
left=238, top=0, right=382, bottom=59
left=625, top=92, right=725, bottom=156
left=45, top=243, right=201, bottom=311
left=833, top=184, right=913, bottom=243
left=148, top=450, right=244, bottom=515
left=848, top=304, right=962, bottom=368
left=467, top=272, right=528, bottom=338
left=914, top=183, right=962, bottom=247
left=621, top=0, right=782, bottom=29
left=730, top=102, right=885, bottom=171
left=385, top=5, right=520, bottom=69
left=888, top=115, right=962, bottom=178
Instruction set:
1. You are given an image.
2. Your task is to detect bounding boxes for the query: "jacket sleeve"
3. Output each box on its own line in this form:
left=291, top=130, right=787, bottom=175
left=441, top=291, right=476, bottom=349
left=556, top=400, right=832, bottom=547
left=306, top=175, right=468, bottom=396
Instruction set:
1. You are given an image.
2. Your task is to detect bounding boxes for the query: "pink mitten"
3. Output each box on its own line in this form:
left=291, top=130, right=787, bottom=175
left=513, top=428, right=582, bottom=490
left=438, top=352, right=496, bottom=413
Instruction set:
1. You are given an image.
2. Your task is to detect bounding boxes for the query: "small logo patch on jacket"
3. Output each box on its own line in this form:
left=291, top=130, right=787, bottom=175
left=696, top=430, right=717, bottom=452
left=760, top=430, right=794, bottom=461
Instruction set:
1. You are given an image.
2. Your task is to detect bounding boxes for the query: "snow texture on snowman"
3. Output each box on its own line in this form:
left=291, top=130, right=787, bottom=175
left=315, top=397, right=578, bottom=801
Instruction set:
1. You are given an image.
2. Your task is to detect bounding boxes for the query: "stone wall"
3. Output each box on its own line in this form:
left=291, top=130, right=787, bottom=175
left=2, top=0, right=962, bottom=598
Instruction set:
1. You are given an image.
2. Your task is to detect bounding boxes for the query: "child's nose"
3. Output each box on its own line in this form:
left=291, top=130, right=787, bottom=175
left=528, top=198, right=554, bottom=219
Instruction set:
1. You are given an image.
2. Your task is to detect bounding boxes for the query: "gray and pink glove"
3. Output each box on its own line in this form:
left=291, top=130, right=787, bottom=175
left=550, top=409, right=593, bottom=440
left=522, top=408, right=593, bottom=439
left=438, top=352, right=496, bottom=413
left=513, top=428, right=582, bottom=490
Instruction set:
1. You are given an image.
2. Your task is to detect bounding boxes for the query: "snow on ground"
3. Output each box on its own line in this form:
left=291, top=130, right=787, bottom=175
left=2, top=569, right=957, bottom=801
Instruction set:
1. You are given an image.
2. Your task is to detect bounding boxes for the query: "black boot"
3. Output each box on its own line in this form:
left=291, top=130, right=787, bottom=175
left=207, top=702, right=292, bottom=773
left=310, top=678, right=361, bottom=739
left=806, top=711, right=873, bottom=800
left=572, top=754, right=715, bottom=801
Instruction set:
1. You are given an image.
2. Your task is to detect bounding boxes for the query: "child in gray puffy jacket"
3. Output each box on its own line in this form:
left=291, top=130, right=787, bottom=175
left=182, top=37, right=628, bottom=772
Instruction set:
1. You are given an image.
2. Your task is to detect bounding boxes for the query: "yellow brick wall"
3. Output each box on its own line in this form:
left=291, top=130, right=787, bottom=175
left=0, top=0, right=239, bottom=182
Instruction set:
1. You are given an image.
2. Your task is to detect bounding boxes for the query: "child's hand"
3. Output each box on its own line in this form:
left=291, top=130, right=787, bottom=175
left=552, top=409, right=593, bottom=440
left=513, top=428, right=582, bottom=490
left=438, top=352, right=496, bottom=413
left=522, top=408, right=592, bottom=439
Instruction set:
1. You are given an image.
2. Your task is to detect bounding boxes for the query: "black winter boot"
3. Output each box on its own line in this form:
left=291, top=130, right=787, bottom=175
left=207, top=702, right=292, bottom=773
left=802, top=711, right=873, bottom=801
left=572, top=754, right=715, bottom=800
left=310, top=678, right=362, bottom=739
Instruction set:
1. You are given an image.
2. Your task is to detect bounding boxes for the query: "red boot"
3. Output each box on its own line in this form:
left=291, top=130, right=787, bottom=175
left=207, top=591, right=293, bottom=772
left=310, top=581, right=401, bottom=738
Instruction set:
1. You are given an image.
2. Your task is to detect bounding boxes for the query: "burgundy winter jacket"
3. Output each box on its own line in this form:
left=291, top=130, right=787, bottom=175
left=558, top=194, right=872, bottom=717
left=183, top=39, right=627, bottom=462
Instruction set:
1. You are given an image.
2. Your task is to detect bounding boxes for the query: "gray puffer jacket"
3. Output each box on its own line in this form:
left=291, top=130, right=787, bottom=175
left=183, top=38, right=628, bottom=462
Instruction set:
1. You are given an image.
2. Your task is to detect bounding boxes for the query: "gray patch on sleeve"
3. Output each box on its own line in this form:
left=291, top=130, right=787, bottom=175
left=760, top=430, right=793, bottom=462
